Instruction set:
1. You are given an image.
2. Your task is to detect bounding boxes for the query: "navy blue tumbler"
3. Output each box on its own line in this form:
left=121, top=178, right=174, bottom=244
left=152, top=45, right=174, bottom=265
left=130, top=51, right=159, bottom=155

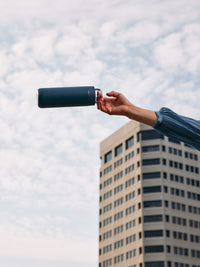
left=38, top=86, right=102, bottom=108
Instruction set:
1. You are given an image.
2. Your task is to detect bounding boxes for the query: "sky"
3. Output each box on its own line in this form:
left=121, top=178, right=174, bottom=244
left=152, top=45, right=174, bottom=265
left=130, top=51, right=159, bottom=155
left=0, top=0, right=200, bottom=266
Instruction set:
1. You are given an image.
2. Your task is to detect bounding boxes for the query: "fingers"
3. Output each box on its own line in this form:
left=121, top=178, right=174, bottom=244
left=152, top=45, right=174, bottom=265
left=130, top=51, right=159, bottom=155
left=97, top=92, right=102, bottom=110
left=97, top=92, right=107, bottom=113
left=106, top=91, right=121, bottom=98
left=97, top=92, right=110, bottom=114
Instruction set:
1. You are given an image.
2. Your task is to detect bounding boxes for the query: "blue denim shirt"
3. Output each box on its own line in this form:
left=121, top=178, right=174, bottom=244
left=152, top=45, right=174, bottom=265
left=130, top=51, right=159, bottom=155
left=152, top=107, right=200, bottom=151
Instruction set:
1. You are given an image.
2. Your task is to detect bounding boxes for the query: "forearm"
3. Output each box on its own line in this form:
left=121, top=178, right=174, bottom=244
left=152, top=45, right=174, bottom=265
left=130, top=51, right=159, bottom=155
left=126, top=103, right=158, bottom=126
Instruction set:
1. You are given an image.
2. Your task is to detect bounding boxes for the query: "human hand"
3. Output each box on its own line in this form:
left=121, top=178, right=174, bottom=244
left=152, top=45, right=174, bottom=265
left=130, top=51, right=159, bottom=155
left=97, top=91, right=132, bottom=116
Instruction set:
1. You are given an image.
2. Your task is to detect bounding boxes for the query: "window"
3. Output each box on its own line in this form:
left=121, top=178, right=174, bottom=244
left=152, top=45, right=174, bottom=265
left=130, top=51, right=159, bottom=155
left=103, top=259, right=112, bottom=267
left=114, top=254, right=124, bottom=264
left=142, top=145, right=160, bottom=152
left=126, top=249, right=136, bottom=259
left=137, top=130, right=164, bottom=141
left=103, top=216, right=112, bottom=226
left=143, top=186, right=161, bottom=193
left=145, top=262, right=164, bottom=267
left=114, top=197, right=123, bottom=208
left=115, top=144, right=123, bottom=156
left=143, top=172, right=161, bottom=179
left=167, top=245, right=171, bottom=253
left=114, top=184, right=123, bottom=194
left=144, top=245, right=164, bottom=253
left=125, top=177, right=135, bottom=188
left=125, top=164, right=135, bottom=174
left=126, top=136, right=134, bottom=149
left=104, top=190, right=112, bottom=200
left=126, top=205, right=136, bottom=216
left=114, top=211, right=123, bottom=221
left=126, top=234, right=136, bottom=244
left=125, top=191, right=135, bottom=201
left=104, top=177, right=112, bottom=187
left=142, top=158, right=160, bottom=166
left=126, top=219, right=136, bottom=230
left=166, top=230, right=170, bottom=237
left=144, top=215, right=163, bottom=223
left=168, top=137, right=180, bottom=144
left=103, top=230, right=112, bottom=240
left=114, top=225, right=123, bottom=235
left=103, top=244, right=112, bottom=254
left=114, top=171, right=123, bottom=181
left=114, top=239, right=124, bottom=249
left=143, top=200, right=162, bottom=208
left=104, top=151, right=112, bottom=163
left=144, top=230, right=163, bottom=238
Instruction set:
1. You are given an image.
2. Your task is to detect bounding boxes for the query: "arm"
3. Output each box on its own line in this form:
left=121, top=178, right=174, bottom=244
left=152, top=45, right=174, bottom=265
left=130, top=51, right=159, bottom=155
left=97, top=91, right=200, bottom=151
left=153, top=107, right=200, bottom=150
left=97, top=91, right=158, bottom=126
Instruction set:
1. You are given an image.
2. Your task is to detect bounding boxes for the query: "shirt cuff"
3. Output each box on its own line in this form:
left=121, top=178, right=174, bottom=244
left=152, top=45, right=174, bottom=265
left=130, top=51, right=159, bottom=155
left=152, top=111, right=163, bottom=129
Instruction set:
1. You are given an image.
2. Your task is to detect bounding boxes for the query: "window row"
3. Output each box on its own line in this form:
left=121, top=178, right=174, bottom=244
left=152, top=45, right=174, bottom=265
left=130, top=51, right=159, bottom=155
left=187, top=191, right=200, bottom=201
left=169, top=174, right=200, bottom=189
left=168, top=147, right=182, bottom=156
left=142, top=144, right=199, bottom=164
left=190, top=234, right=200, bottom=243
left=173, top=231, right=188, bottom=241
left=103, top=128, right=198, bottom=163
left=141, top=158, right=200, bottom=174
left=104, top=136, right=134, bottom=163
left=101, top=212, right=200, bottom=228
left=166, top=188, right=200, bottom=203
left=101, top=262, right=199, bottom=267
left=170, top=174, right=184, bottom=183
left=191, top=249, right=200, bottom=258
left=103, top=165, right=112, bottom=175
left=102, top=198, right=165, bottom=217
left=100, top=213, right=166, bottom=229
left=172, top=216, right=187, bottom=226
left=114, top=158, right=123, bottom=168
left=185, top=164, right=199, bottom=174
left=171, top=201, right=186, bottom=211
left=173, top=248, right=200, bottom=258
left=103, top=230, right=200, bottom=245
left=101, top=228, right=172, bottom=242
left=188, top=205, right=200, bottom=215
left=186, top=177, right=200, bottom=187
left=189, top=219, right=200, bottom=229
left=101, top=250, right=137, bottom=267
left=185, top=151, right=198, bottom=160
left=102, top=175, right=135, bottom=189
left=174, top=263, right=190, bottom=267
left=170, top=187, right=185, bottom=197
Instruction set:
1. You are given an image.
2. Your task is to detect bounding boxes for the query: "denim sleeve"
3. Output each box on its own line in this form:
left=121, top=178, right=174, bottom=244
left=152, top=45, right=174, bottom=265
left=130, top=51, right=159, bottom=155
left=152, top=107, right=200, bottom=151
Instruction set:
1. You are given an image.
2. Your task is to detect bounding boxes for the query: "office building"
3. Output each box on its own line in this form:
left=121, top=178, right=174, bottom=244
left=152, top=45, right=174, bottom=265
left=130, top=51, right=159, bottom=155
left=99, top=120, right=200, bottom=267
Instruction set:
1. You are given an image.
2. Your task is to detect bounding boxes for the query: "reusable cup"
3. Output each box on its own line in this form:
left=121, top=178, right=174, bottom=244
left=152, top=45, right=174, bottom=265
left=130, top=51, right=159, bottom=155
left=38, top=86, right=102, bottom=108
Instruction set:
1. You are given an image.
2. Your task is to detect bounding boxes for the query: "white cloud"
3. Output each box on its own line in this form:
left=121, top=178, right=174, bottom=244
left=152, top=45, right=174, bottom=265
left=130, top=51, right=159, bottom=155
left=0, top=0, right=200, bottom=266
left=153, top=22, right=200, bottom=74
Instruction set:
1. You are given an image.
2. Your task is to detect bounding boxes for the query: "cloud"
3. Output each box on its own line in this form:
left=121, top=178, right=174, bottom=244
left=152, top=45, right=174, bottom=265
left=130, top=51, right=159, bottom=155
left=0, top=0, right=200, bottom=266
left=153, top=23, right=200, bottom=75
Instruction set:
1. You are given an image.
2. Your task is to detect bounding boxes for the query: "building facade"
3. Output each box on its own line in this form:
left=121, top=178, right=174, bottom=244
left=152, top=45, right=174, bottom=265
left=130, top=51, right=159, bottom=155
left=99, top=120, right=200, bottom=267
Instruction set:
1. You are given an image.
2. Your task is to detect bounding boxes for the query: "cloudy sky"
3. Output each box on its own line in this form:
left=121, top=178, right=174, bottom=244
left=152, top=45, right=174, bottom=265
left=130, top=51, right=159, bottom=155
left=0, top=0, right=200, bottom=266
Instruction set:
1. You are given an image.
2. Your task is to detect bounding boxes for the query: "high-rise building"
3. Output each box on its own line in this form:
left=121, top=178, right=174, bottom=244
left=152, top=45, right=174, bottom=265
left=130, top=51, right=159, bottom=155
left=99, top=120, right=200, bottom=267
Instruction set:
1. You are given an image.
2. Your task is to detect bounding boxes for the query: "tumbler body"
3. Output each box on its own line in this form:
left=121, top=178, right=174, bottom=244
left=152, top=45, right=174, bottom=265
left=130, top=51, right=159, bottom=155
left=38, top=86, right=96, bottom=108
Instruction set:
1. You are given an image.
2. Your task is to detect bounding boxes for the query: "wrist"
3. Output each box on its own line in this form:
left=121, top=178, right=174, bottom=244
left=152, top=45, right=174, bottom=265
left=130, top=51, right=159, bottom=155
left=126, top=103, right=138, bottom=119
